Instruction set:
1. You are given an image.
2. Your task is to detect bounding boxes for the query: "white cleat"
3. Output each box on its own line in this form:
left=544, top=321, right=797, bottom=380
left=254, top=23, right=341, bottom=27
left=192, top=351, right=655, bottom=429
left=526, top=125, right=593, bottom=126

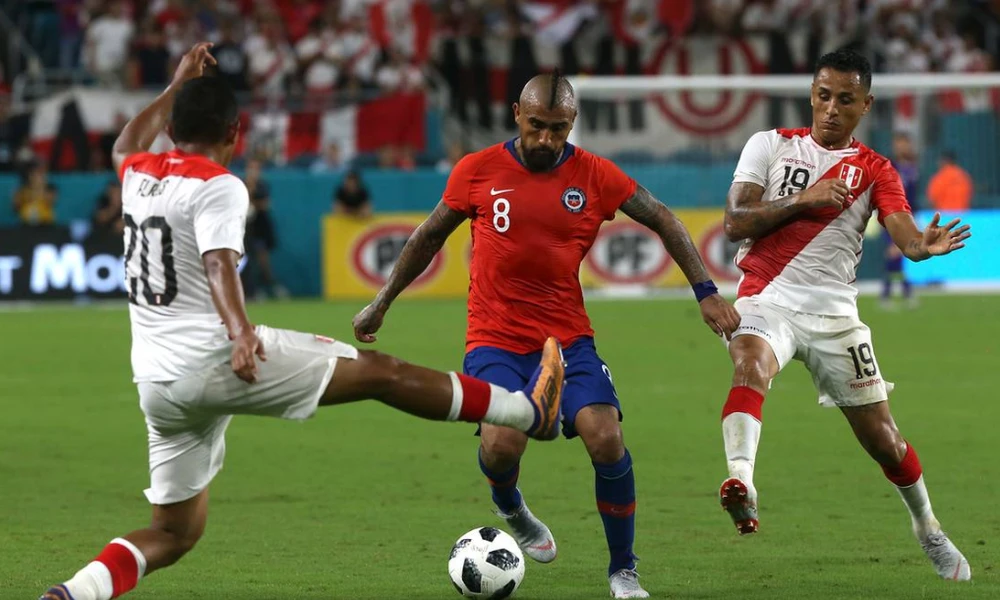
left=609, top=569, right=650, bottom=599
left=496, top=501, right=557, bottom=563
left=921, top=532, right=971, bottom=581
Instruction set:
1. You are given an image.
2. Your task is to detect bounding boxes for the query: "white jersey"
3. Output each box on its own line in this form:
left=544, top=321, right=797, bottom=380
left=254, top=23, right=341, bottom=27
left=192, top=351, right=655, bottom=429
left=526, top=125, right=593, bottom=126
left=732, top=128, right=910, bottom=316
left=119, top=150, right=249, bottom=382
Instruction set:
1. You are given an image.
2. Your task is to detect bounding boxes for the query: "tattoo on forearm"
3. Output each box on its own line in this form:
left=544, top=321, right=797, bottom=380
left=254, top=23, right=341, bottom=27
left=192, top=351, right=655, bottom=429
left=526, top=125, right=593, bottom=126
left=378, top=202, right=465, bottom=305
left=620, top=184, right=711, bottom=285
left=725, top=182, right=804, bottom=241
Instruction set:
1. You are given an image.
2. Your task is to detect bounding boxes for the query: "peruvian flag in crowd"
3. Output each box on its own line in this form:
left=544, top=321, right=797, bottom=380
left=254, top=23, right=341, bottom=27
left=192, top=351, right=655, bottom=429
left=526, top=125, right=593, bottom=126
left=27, top=88, right=427, bottom=168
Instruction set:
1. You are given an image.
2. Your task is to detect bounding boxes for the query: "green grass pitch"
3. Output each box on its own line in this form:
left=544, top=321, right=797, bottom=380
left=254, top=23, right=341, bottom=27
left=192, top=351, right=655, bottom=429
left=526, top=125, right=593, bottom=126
left=1, top=294, right=998, bottom=599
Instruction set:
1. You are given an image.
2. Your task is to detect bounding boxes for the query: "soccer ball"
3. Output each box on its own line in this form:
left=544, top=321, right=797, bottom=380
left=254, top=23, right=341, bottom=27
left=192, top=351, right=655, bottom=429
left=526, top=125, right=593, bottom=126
left=448, top=527, right=525, bottom=599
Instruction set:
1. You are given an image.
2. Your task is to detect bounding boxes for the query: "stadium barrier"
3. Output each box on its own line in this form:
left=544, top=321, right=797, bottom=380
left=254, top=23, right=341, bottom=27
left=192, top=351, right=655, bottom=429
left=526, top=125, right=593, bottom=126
left=321, top=210, right=738, bottom=300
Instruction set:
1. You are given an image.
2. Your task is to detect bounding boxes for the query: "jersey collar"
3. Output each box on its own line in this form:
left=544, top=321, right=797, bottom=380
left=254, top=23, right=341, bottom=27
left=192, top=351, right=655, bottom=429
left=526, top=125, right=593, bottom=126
left=504, top=137, right=576, bottom=171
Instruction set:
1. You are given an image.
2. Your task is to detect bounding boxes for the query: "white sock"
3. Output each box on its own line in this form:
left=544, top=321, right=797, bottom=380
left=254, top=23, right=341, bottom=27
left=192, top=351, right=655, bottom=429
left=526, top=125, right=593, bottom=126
left=63, top=562, right=113, bottom=600
left=723, top=412, right=761, bottom=490
left=62, top=538, right=147, bottom=600
left=896, top=476, right=941, bottom=539
left=446, top=372, right=464, bottom=421
left=483, top=386, right=535, bottom=431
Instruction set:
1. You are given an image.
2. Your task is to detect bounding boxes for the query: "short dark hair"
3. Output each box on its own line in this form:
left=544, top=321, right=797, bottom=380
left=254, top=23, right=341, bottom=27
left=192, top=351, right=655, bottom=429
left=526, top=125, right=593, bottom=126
left=814, top=48, right=872, bottom=91
left=170, top=76, right=238, bottom=145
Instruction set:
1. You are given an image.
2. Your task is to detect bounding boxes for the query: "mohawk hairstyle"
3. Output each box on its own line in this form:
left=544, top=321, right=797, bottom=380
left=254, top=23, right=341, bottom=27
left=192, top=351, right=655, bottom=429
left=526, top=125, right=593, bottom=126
left=549, top=69, right=561, bottom=109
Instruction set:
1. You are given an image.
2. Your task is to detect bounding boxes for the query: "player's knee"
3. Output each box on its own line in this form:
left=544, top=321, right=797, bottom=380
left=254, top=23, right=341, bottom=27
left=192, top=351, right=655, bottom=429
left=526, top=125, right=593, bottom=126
left=480, top=433, right=526, bottom=468
left=862, top=428, right=907, bottom=466
left=582, top=424, right=625, bottom=464
left=155, top=526, right=203, bottom=567
left=730, top=352, right=771, bottom=390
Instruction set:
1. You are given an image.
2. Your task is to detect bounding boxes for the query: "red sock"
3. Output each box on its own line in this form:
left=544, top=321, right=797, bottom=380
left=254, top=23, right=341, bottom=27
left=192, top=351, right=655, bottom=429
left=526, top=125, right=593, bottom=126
left=457, top=374, right=491, bottom=422
left=95, top=540, right=141, bottom=598
left=722, top=386, right=765, bottom=421
left=882, top=442, right=922, bottom=487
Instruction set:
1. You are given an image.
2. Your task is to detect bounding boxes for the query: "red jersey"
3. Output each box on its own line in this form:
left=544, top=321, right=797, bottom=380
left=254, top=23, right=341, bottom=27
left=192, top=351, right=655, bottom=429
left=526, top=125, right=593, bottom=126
left=443, top=140, right=637, bottom=353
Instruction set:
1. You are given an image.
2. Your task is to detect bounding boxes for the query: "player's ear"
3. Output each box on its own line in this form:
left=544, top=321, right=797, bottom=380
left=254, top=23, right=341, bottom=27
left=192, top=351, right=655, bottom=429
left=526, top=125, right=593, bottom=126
left=512, top=102, right=520, bottom=123
left=862, top=94, right=874, bottom=116
left=226, top=120, right=239, bottom=146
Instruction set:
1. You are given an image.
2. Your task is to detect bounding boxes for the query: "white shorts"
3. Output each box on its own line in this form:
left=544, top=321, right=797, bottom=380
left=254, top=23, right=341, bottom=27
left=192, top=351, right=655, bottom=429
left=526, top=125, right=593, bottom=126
left=732, top=297, right=894, bottom=408
left=138, top=325, right=358, bottom=505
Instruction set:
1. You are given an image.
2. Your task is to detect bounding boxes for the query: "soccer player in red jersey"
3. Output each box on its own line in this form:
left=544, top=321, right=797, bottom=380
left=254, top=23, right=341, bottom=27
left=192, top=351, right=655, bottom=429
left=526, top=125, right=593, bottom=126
left=719, top=49, right=972, bottom=580
left=354, top=72, right=742, bottom=598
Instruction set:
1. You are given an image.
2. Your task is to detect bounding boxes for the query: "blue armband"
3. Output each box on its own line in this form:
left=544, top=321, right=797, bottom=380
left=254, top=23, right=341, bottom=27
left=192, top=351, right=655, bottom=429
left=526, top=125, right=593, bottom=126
left=693, top=280, right=718, bottom=302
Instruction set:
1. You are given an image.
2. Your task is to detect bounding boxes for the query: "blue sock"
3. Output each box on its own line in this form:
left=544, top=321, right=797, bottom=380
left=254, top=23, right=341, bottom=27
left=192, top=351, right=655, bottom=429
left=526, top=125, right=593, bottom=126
left=594, top=448, right=637, bottom=576
left=479, top=449, right=523, bottom=515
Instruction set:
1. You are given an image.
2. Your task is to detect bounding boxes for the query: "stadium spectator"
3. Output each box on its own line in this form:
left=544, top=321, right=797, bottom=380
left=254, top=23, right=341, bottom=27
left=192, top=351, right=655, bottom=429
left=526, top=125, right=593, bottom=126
left=241, top=158, right=288, bottom=300
left=210, top=19, right=250, bottom=92
left=90, top=179, right=125, bottom=237
left=84, top=0, right=135, bottom=88
left=12, top=162, right=57, bottom=227
left=296, top=17, right=343, bottom=95
left=129, top=21, right=171, bottom=89
left=310, top=142, right=348, bottom=174
left=0, top=95, right=31, bottom=173
left=279, top=0, right=323, bottom=43
left=926, top=151, right=973, bottom=211
left=332, top=170, right=372, bottom=218
left=375, top=46, right=426, bottom=93
left=246, top=16, right=296, bottom=96
left=435, top=140, right=467, bottom=174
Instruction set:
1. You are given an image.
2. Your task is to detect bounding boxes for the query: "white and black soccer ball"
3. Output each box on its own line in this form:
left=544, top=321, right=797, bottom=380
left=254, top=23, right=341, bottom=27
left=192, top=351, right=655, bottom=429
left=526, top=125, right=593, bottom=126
left=448, top=527, right=525, bottom=599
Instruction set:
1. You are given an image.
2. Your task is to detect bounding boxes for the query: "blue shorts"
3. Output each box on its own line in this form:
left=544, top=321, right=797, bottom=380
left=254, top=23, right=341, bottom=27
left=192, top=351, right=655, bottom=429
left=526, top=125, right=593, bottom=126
left=463, top=336, right=621, bottom=439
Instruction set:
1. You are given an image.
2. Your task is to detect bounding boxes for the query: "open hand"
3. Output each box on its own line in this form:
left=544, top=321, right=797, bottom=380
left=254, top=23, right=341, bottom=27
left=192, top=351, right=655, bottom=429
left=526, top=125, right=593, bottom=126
left=922, top=212, right=971, bottom=256
left=231, top=330, right=266, bottom=383
left=700, top=294, right=742, bottom=340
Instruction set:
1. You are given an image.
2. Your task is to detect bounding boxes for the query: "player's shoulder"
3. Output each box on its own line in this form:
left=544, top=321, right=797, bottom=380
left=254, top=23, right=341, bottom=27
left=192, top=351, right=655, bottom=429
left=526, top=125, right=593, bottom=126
left=122, top=149, right=232, bottom=182
left=568, top=144, right=619, bottom=175
left=851, top=139, right=894, bottom=173
left=452, top=143, right=506, bottom=176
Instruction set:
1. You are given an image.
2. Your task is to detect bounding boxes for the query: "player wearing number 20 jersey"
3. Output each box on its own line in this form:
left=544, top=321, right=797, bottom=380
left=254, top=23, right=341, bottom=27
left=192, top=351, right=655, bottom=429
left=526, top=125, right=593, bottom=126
left=120, top=150, right=248, bottom=382
left=40, top=46, right=570, bottom=600
left=718, top=49, right=972, bottom=583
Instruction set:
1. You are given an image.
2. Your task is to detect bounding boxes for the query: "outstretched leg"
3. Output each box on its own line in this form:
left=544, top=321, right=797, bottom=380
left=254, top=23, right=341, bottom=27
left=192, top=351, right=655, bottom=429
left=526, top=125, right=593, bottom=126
left=720, top=334, right=779, bottom=535
left=321, top=337, right=565, bottom=441
left=41, top=491, right=208, bottom=600
left=842, top=402, right=970, bottom=581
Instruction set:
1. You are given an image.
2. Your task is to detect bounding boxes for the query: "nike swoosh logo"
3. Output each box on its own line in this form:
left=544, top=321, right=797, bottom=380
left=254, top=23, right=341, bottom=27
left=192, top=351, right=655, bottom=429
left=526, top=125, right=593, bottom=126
left=490, top=187, right=514, bottom=195
left=529, top=541, right=554, bottom=551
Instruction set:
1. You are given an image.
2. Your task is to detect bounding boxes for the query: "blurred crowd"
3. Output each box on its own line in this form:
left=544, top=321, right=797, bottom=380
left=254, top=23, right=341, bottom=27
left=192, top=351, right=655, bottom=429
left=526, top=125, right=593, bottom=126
left=5, top=1, right=997, bottom=98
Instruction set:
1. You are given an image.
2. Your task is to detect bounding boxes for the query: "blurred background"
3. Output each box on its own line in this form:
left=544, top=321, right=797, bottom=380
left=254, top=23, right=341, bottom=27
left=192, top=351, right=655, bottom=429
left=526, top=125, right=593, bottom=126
left=0, top=0, right=998, bottom=303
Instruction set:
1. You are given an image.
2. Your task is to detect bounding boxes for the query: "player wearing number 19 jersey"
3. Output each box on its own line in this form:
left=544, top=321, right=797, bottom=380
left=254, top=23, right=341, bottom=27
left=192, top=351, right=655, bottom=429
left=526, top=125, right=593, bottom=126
left=353, top=72, right=742, bottom=599
left=39, top=43, right=569, bottom=600
left=718, top=49, right=972, bottom=581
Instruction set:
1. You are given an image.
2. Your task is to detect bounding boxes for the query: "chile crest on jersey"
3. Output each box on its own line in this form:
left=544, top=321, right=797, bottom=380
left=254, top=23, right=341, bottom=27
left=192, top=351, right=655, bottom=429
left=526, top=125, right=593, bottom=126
left=561, top=187, right=587, bottom=213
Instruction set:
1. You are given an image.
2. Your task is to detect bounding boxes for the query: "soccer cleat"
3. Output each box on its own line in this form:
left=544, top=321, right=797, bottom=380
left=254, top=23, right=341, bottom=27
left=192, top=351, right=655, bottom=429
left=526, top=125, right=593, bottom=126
left=720, top=477, right=759, bottom=535
left=39, top=585, right=75, bottom=600
left=920, top=532, right=971, bottom=581
left=608, top=568, right=650, bottom=599
left=522, top=337, right=565, bottom=441
left=496, top=501, right=557, bottom=563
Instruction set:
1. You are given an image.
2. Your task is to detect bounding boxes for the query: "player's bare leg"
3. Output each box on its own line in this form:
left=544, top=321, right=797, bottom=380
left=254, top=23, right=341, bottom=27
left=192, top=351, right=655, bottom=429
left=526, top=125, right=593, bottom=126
left=40, top=491, right=208, bottom=600
left=478, top=424, right=558, bottom=563
left=841, top=402, right=971, bottom=581
left=720, top=335, right=779, bottom=535
left=576, top=405, right=648, bottom=599
left=320, top=338, right=565, bottom=440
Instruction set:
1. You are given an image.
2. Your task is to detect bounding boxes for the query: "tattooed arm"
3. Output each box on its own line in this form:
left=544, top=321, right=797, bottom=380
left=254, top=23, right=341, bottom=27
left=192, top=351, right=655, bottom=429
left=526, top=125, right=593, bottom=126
left=620, top=184, right=743, bottom=338
left=620, top=184, right=712, bottom=285
left=352, top=201, right=466, bottom=342
left=724, top=179, right=849, bottom=242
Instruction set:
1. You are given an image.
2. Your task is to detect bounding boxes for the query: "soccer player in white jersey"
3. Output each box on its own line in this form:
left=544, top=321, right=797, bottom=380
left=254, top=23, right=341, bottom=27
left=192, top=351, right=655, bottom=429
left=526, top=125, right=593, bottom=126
left=718, top=49, right=973, bottom=581
left=39, top=43, right=567, bottom=600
